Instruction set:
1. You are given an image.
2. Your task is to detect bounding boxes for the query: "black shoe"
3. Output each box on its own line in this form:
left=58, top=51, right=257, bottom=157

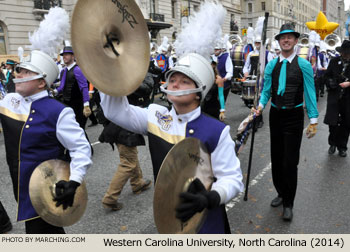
left=320, top=93, right=324, bottom=97
left=339, top=150, right=347, bottom=157
left=328, top=145, right=336, bottom=155
left=0, top=219, right=12, bottom=234
left=88, top=122, right=98, bottom=127
left=282, top=207, right=293, bottom=221
left=270, top=196, right=283, bottom=207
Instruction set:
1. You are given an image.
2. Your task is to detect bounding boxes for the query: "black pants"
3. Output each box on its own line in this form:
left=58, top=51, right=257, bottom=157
left=0, top=201, right=10, bottom=226
left=65, top=100, right=87, bottom=129
left=269, top=106, right=304, bottom=207
left=317, top=75, right=325, bottom=95
left=328, top=96, right=350, bottom=151
left=328, top=124, right=350, bottom=151
left=88, top=102, right=98, bottom=125
left=25, top=217, right=65, bottom=234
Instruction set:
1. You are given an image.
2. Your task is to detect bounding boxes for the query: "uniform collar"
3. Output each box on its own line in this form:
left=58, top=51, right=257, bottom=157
left=279, top=51, right=296, bottom=63
left=23, top=90, right=48, bottom=102
left=67, top=62, right=76, bottom=71
left=170, top=106, right=201, bottom=122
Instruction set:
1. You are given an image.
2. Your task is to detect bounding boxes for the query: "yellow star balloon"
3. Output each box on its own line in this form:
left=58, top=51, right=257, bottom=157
left=306, top=11, right=339, bottom=40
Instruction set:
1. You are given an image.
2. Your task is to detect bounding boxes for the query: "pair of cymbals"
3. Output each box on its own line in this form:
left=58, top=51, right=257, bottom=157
left=153, top=138, right=214, bottom=234
left=71, top=0, right=150, bottom=97
left=29, top=160, right=87, bottom=227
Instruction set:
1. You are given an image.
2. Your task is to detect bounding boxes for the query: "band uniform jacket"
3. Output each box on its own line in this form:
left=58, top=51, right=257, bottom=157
left=100, top=94, right=244, bottom=233
left=0, top=91, right=91, bottom=222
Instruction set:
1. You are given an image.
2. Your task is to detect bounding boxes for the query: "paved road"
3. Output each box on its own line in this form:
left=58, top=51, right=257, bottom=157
left=0, top=91, right=349, bottom=234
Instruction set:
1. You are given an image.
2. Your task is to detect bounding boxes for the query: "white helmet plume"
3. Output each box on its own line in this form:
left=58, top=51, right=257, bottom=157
left=158, top=36, right=169, bottom=53
left=254, top=16, right=265, bottom=43
left=17, top=47, right=24, bottom=62
left=28, top=7, right=70, bottom=57
left=247, top=27, right=254, bottom=44
left=174, top=0, right=226, bottom=60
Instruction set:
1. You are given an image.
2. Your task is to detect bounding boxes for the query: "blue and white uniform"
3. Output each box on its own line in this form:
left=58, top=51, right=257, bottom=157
left=217, top=52, right=233, bottom=89
left=0, top=91, right=92, bottom=222
left=100, top=94, right=243, bottom=233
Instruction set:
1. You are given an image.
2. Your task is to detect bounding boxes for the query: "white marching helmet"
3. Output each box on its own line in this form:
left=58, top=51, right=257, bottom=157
left=14, top=50, right=59, bottom=86
left=271, top=40, right=281, bottom=52
left=214, top=38, right=224, bottom=50
left=254, top=35, right=262, bottom=43
left=160, top=53, right=215, bottom=102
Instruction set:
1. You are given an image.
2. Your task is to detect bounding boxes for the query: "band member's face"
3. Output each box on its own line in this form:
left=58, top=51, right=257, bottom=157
left=167, top=72, right=198, bottom=105
left=5, top=64, right=13, bottom=71
left=63, top=53, right=75, bottom=65
left=278, top=34, right=298, bottom=53
left=214, top=49, right=221, bottom=56
left=15, top=68, right=46, bottom=97
left=255, top=42, right=261, bottom=50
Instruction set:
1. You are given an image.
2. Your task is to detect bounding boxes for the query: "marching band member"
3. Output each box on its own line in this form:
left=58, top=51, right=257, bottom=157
left=253, top=23, right=318, bottom=221
left=55, top=46, right=91, bottom=129
left=268, top=40, right=281, bottom=62
left=243, top=17, right=266, bottom=129
left=0, top=6, right=91, bottom=234
left=0, top=50, right=92, bottom=233
left=243, top=40, right=261, bottom=79
left=3, top=59, right=16, bottom=93
left=202, top=38, right=233, bottom=121
left=316, top=42, right=329, bottom=97
left=100, top=1, right=243, bottom=234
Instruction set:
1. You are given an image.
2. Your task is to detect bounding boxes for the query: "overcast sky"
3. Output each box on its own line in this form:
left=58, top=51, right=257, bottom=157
left=345, top=0, right=350, bottom=11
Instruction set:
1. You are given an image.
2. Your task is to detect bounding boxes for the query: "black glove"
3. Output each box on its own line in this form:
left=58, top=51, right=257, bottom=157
left=54, top=180, right=80, bottom=210
left=175, top=178, right=220, bottom=223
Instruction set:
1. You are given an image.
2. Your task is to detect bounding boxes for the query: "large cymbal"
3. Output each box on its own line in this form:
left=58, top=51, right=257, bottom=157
left=153, top=138, right=214, bottom=234
left=71, top=0, right=150, bottom=97
left=29, top=160, right=88, bottom=227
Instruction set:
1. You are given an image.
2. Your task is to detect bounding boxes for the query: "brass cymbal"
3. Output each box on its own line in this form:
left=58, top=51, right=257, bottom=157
left=29, top=160, right=88, bottom=227
left=71, top=0, right=150, bottom=97
left=153, top=138, right=214, bottom=234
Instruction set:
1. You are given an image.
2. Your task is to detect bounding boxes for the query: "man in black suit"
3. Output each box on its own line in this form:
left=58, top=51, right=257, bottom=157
left=323, top=40, right=350, bottom=157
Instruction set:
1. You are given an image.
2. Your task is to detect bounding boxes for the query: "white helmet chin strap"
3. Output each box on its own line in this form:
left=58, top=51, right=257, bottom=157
left=13, top=74, right=45, bottom=84
left=160, top=84, right=203, bottom=96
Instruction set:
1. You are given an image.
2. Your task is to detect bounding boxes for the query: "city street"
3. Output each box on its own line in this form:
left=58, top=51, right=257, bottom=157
left=0, top=91, right=349, bottom=234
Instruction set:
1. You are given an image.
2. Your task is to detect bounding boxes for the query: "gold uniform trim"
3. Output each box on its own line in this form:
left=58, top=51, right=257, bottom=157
left=0, top=106, right=29, bottom=122
left=148, top=122, right=185, bottom=145
left=16, top=104, right=32, bottom=221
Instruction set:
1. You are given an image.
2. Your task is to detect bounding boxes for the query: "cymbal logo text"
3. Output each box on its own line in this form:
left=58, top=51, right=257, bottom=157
left=111, top=0, right=139, bottom=28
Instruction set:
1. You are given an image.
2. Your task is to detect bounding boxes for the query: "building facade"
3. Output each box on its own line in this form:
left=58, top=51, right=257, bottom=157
left=240, top=0, right=346, bottom=42
left=320, top=0, right=345, bottom=39
left=0, top=0, right=347, bottom=57
left=240, top=0, right=322, bottom=41
left=0, top=0, right=76, bottom=56
left=137, top=0, right=242, bottom=42
left=0, top=0, right=242, bottom=56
